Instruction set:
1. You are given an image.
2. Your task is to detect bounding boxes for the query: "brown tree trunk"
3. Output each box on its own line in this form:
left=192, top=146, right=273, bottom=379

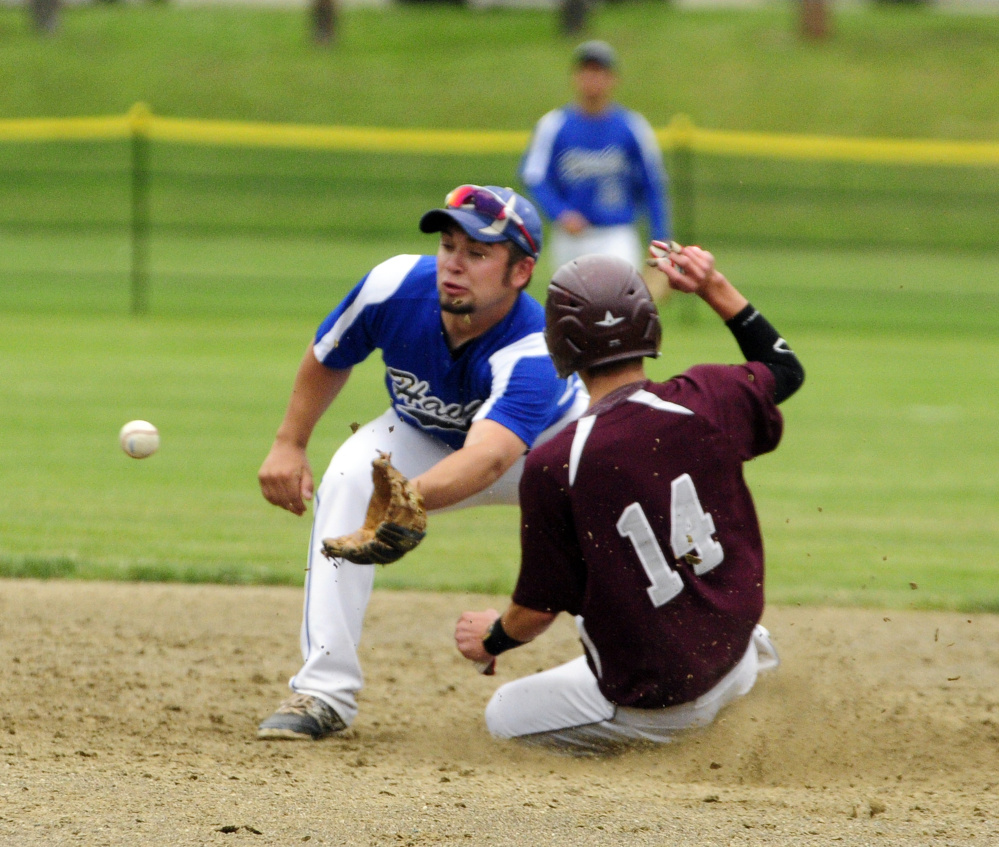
left=312, top=0, right=337, bottom=46
left=800, top=0, right=830, bottom=40
left=558, top=0, right=588, bottom=37
left=30, top=0, right=59, bottom=35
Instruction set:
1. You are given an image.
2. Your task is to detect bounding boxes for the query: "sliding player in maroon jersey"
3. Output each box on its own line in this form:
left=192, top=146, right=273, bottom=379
left=456, top=245, right=804, bottom=753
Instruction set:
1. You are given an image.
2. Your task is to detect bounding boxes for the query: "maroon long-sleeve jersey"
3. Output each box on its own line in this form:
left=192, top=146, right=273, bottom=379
left=513, top=362, right=784, bottom=708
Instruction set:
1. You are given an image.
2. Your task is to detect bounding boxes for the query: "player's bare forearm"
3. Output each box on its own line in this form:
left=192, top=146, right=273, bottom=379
left=411, top=419, right=526, bottom=511
left=259, top=345, right=351, bottom=515
left=502, top=603, right=558, bottom=643
left=274, top=345, right=351, bottom=448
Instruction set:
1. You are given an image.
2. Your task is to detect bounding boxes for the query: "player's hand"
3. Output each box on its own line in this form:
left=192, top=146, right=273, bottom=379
left=557, top=211, right=590, bottom=235
left=455, top=609, right=500, bottom=665
left=648, top=242, right=723, bottom=295
left=258, top=439, right=314, bottom=516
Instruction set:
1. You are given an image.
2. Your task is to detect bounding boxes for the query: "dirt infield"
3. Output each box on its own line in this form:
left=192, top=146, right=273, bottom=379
left=1, top=579, right=998, bottom=846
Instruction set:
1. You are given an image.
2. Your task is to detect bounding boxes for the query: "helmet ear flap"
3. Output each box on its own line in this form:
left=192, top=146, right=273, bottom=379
left=562, top=329, right=584, bottom=359
left=643, top=310, right=662, bottom=349
left=545, top=312, right=586, bottom=379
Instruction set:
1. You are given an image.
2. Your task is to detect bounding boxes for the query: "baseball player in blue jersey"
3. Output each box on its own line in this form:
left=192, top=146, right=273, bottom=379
left=519, top=41, right=671, bottom=284
left=256, top=185, right=588, bottom=740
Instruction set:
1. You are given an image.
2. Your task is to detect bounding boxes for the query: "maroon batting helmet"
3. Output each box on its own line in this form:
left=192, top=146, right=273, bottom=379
left=545, top=254, right=662, bottom=379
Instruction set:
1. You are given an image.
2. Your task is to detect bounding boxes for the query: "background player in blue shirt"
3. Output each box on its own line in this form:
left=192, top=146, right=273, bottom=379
left=520, top=40, right=671, bottom=296
left=456, top=246, right=804, bottom=754
left=256, top=185, right=587, bottom=741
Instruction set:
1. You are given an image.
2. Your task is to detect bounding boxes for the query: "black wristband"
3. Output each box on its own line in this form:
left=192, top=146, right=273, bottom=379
left=482, top=617, right=525, bottom=656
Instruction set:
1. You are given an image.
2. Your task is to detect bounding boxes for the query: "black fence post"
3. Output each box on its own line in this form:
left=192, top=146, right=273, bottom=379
left=669, top=114, right=696, bottom=247
left=130, top=103, right=151, bottom=316
left=667, top=116, right=699, bottom=322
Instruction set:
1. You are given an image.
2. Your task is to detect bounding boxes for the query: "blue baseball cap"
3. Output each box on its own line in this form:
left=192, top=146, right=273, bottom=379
left=419, top=185, right=543, bottom=259
left=574, top=40, right=617, bottom=70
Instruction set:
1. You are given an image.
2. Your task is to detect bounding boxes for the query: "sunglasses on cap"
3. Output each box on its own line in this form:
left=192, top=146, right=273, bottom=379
left=444, top=184, right=539, bottom=258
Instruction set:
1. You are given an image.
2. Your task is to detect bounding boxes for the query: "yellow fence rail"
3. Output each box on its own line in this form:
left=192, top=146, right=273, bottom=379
left=2, top=103, right=998, bottom=167
left=3, top=104, right=996, bottom=315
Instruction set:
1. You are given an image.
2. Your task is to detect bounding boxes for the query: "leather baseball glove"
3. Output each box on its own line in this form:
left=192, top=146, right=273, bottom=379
left=321, top=452, right=427, bottom=565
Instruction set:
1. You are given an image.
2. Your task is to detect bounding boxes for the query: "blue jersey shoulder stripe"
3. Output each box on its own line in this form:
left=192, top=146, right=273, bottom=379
left=624, top=110, right=667, bottom=183
left=521, top=109, right=568, bottom=185
left=474, top=331, right=551, bottom=422
left=314, top=254, right=422, bottom=361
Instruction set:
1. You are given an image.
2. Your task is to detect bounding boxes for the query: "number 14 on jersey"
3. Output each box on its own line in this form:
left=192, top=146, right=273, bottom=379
left=616, top=473, right=725, bottom=608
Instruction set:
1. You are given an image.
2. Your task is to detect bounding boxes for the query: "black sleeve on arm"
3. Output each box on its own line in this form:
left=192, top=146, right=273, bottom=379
left=725, top=304, right=805, bottom=404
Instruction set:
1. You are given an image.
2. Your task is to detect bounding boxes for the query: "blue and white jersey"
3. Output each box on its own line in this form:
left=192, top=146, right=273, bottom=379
left=313, top=254, right=583, bottom=451
left=520, top=104, right=670, bottom=241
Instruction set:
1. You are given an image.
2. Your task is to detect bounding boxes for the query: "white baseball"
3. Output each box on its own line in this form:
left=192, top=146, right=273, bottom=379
left=647, top=241, right=685, bottom=270
left=119, top=420, right=160, bottom=459
left=650, top=240, right=682, bottom=258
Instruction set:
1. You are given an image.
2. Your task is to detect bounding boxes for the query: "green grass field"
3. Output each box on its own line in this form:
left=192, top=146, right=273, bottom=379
left=2, top=3, right=998, bottom=140
left=1, top=3, right=997, bottom=610
left=2, top=233, right=997, bottom=611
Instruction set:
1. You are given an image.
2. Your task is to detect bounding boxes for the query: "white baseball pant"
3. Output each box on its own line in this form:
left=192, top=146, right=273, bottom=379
left=550, top=223, right=643, bottom=271
left=484, top=625, right=780, bottom=755
left=287, top=400, right=587, bottom=725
